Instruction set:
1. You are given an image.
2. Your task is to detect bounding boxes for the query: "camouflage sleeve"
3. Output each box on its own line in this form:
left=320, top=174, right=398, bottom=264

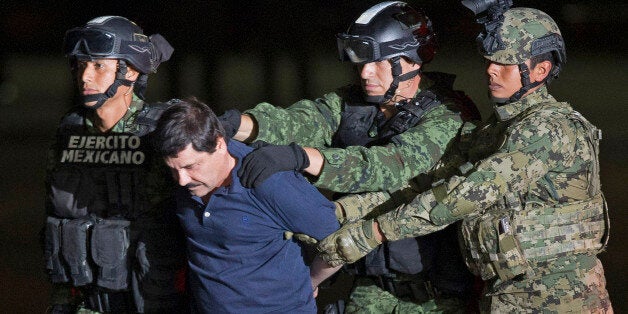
left=315, top=103, right=464, bottom=193
left=376, top=111, right=578, bottom=240
left=244, top=91, right=343, bottom=147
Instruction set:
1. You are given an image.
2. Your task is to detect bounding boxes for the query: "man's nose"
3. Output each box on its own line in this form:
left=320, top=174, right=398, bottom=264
left=81, top=65, right=94, bottom=83
left=486, top=62, right=499, bottom=76
left=360, top=62, right=376, bottom=78
left=175, top=170, right=191, bottom=186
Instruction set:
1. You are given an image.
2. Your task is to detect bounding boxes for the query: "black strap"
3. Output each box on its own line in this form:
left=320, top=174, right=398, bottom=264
left=135, top=99, right=180, bottom=135
left=374, top=89, right=443, bottom=145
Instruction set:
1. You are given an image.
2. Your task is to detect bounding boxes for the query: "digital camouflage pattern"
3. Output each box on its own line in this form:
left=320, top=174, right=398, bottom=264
left=344, top=277, right=466, bottom=314
left=320, top=86, right=613, bottom=312
left=246, top=73, right=476, bottom=312
left=244, top=75, right=469, bottom=193
left=486, top=7, right=563, bottom=65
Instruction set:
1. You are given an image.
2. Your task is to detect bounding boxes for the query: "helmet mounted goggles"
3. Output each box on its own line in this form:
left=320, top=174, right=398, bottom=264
left=336, top=33, right=420, bottom=64
left=63, top=27, right=151, bottom=60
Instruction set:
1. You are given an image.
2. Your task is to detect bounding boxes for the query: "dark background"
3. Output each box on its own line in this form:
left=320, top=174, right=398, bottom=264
left=1, top=1, right=626, bottom=312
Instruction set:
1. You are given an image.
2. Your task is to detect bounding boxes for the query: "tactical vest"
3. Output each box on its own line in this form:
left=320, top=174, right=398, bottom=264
left=336, top=73, right=478, bottom=282
left=459, top=103, right=609, bottom=282
left=44, top=101, right=176, bottom=312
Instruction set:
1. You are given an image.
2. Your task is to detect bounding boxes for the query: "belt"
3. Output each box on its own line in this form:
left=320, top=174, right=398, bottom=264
left=83, top=287, right=134, bottom=313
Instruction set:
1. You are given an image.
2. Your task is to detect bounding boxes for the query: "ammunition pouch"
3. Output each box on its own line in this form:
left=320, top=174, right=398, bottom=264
left=44, top=216, right=70, bottom=283
left=91, top=219, right=131, bottom=290
left=48, top=215, right=134, bottom=292
left=62, top=216, right=95, bottom=286
left=461, top=193, right=608, bottom=281
left=461, top=206, right=531, bottom=281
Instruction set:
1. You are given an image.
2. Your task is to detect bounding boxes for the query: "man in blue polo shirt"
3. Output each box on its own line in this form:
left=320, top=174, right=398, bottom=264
left=153, top=98, right=341, bottom=313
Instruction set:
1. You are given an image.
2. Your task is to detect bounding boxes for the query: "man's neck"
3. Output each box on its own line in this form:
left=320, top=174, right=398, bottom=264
left=94, top=95, right=132, bottom=132
left=201, top=153, right=237, bottom=204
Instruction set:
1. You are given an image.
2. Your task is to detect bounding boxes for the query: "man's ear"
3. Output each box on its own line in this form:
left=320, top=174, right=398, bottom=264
left=532, top=60, right=553, bottom=83
left=124, top=65, right=140, bottom=81
left=216, top=136, right=227, bottom=150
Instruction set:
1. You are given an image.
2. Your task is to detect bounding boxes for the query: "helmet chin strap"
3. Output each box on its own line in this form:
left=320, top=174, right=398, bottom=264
left=501, top=63, right=542, bottom=104
left=81, top=60, right=135, bottom=110
left=365, top=56, right=421, bottom=104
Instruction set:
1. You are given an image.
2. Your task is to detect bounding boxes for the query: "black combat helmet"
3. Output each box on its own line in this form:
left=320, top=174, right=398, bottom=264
left=337, top=1, right=437, bottom=103
left=63, top=16, right=173, bottom=108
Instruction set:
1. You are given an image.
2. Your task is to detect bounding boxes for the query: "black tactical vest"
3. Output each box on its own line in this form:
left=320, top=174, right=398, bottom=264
left=44, top=100, right=181, bottom=312
left=335, top=73, right=477, bottom=295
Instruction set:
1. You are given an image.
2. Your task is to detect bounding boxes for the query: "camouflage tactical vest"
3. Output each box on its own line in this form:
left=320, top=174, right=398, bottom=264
left=459, top=103, right=609, bottom=282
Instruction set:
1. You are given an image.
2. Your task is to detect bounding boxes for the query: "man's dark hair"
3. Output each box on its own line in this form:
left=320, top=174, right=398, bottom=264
left=154, top=97, right=226, bottom=158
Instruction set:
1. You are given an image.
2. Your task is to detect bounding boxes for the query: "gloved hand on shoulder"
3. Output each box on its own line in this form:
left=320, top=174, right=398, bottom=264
left=238, top=141, right=309, bottom=188
left=218, top=109, right=241, bottom=138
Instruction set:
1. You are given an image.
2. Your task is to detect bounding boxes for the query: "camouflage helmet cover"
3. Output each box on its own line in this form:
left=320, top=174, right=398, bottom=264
left=484, top=7, right=565, bottom=66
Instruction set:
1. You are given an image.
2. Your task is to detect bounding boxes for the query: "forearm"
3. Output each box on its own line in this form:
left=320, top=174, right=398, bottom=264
left=376, top=189, right=452, bottom=241
left=303, top=147, right=324, bottom=177
left=243, top=98, right=340, bottom=147
left=376, top=167, right=516, bottom=240
left=310, top=255, right=342, bottom=288
left=314, top=109, right=463, bottom=193
left=232, top=114, right=258, bottom=143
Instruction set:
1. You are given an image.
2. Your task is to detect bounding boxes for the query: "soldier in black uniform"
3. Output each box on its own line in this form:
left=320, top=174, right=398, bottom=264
left=43, top=16, right=187, bottom=313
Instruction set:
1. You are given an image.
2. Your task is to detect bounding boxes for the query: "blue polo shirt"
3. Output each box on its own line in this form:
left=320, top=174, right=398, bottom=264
left=175, top=140, right=339, bottom=313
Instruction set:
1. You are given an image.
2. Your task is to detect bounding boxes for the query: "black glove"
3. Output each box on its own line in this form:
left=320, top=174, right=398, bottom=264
left=238, top=141, right=310, bottom=188
left=218, top=109, right=241, bottom=138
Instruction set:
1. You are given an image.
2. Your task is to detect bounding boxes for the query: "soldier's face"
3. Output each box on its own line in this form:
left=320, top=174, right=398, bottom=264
left=485, top=60, right=525, bottom=100
left=359, top=60, right=392, bottom=97
left=358, top=58, right=419, bottom=103
left=76, top=58, right=118, bottom=107
left=164, top=139, right=233, bottom=199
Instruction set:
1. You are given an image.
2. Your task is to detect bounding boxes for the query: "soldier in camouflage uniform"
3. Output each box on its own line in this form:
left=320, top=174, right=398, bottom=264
left=317, top=7, right=613, bottom=313
left=220, top=2, right=479, bottom=313
left=44, top=16, right=187, bottom=313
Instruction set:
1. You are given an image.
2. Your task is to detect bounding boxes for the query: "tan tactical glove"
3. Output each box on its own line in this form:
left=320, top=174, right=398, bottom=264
left=317, top=219, right=381, bottom=267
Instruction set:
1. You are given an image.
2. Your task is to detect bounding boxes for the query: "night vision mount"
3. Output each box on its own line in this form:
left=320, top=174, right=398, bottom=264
left=461, top=0, right=513, bottom=55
